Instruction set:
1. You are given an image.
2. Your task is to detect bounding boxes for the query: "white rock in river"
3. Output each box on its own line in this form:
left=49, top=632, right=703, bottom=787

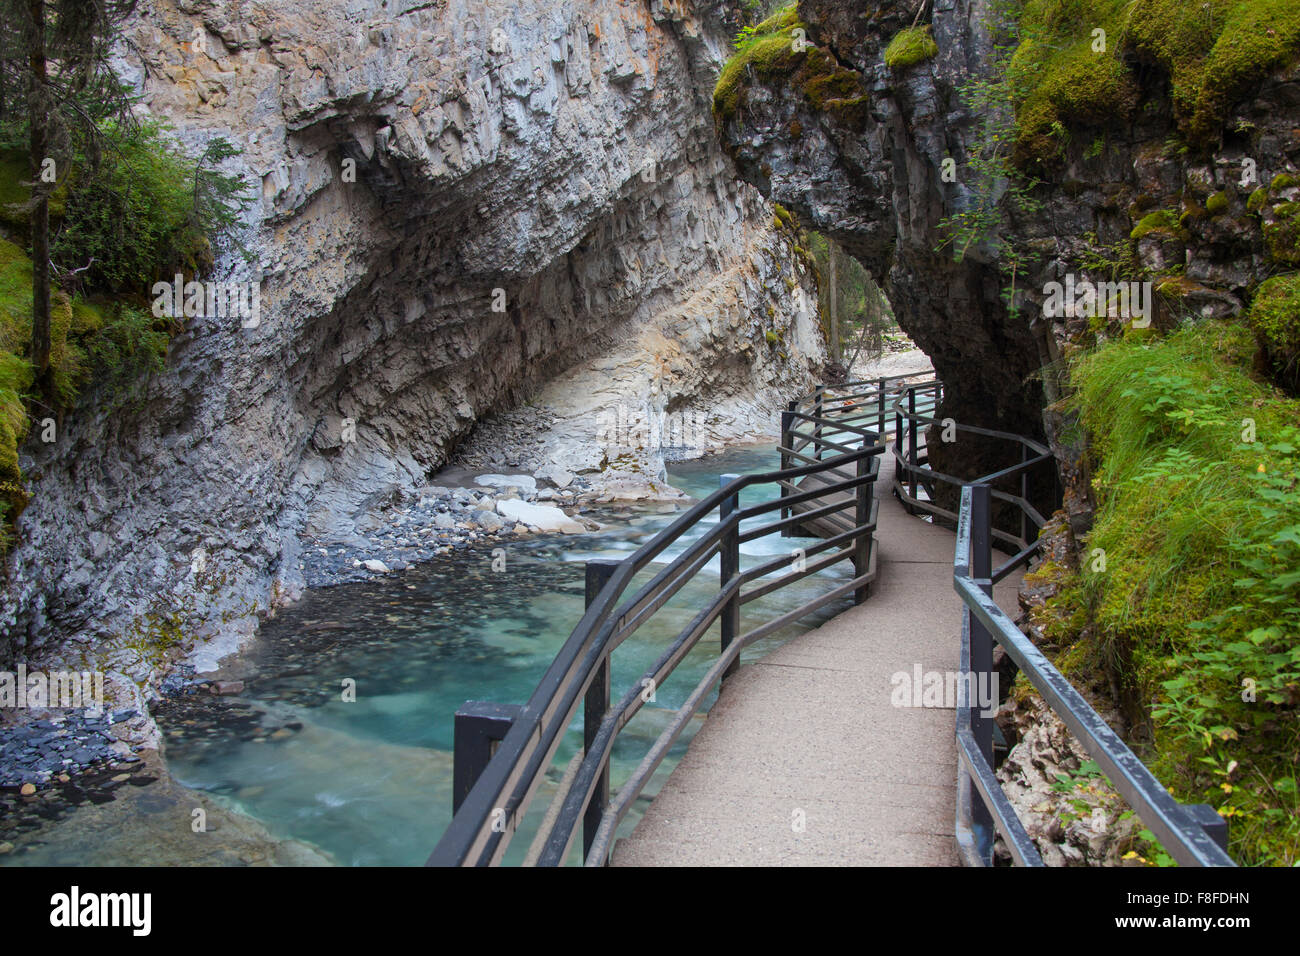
left=534, top=463, right=575, bottom=489
left=363, top=559, right=391, bottom=573
left=475, top=474, right=537, bottom=495
left=496, top=500, right=586, bottom=534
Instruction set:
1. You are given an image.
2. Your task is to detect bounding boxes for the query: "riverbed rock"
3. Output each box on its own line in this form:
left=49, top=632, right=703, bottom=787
left=495, top=500, right=587, bottom=534
left=474, top=474, right=537, bottom=496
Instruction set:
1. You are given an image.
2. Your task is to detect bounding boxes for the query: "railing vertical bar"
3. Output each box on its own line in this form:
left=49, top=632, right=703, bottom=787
left=780, top=403, right=795, bottom=536
left=908, top=387, right=918, bottom=504
left=583, top=559, right=618, bottom=860
left=814, top=386, right=825, bottom=460
left=719, top=474, right=741, bottom=682
left=877, top=377, right=886, bottom=438
left=968, top=483, right=996, bottom=865
left=853, top=453, right=872, bottom=605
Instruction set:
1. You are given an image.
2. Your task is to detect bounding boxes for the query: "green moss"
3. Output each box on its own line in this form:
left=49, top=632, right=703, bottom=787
left=1129, top=0, right=1300, bottom=145
left=883, top=26, right=938, bottom=71
left=713, top=4, right=869, bottom=127
left=772, top=202, right=795, bottom=232
left=1247, top=273, right=1300, bottom=391
left=1264, top=201, right=1300, bottom=265
left=1205, top=191, right=1230, bottom=215
left=713, top=6, right=804, bottom=121
left=1247, top=188, right=1269, bottom=212
left=1271, top=173, right=1300, bottom=192
left=1010, top=1, right=1300, bottom=167
left=1060, top=322, right=1300, bottom=863
left=1130, top=209, right=1185, bottom=240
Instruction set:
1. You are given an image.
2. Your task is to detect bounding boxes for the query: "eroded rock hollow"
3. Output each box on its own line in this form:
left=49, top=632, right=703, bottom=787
left=2, top=0, right=824, bottom=674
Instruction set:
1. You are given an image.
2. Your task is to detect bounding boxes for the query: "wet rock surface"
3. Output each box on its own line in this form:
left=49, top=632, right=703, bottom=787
left=0, top=710, right=141, bottom=787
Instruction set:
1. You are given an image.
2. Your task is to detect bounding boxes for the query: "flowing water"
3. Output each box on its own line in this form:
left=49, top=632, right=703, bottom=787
left=7, top=443, right=856, bottom=865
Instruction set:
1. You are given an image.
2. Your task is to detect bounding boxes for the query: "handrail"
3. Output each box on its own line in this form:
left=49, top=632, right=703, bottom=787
left=954, top=485, right=1235, bottom=867
left=429, top=375, right=891, bottom=866
left=890, top=379, right=1232, bottom=865
left=430, top=369, right=1225, bottom=867
left=888, top=379, right=1052, bottom=572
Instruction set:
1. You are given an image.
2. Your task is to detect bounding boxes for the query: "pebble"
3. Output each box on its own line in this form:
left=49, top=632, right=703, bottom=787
left=19, top=783, right=35, bottom=796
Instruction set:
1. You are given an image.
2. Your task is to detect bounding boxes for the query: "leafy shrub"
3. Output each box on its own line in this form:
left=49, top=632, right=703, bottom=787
left=52, top=120, right=250, bottom=293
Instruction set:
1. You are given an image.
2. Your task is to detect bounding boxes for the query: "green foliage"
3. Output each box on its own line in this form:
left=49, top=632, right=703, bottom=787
left=713, top=4, right=869, bottom=127
left=1130, top=209, right=1186, bottom=241
left=1060, top=322, right=1300, bottom=864
left=884, top=26, right=939, bottom=71
left=804, top=231, right=895, bottom=365
left=1008, top=0, right=1300, bottom=167
left=0, top=117, right=242, bottom=553
left=936, top=3, right=1043, bottom=267
left=1246, top=273, right=1300, bottom=392
left=52, top=120, right=252, bottom=293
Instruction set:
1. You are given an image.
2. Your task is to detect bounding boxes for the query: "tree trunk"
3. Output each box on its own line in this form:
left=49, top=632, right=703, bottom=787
left=28, top=0, right=52, bottom=399
left=828, top=240, right=839, bottom=362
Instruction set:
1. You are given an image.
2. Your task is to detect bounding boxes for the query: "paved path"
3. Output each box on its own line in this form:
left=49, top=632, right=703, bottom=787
left=611, top=455, right=1022, bottom=866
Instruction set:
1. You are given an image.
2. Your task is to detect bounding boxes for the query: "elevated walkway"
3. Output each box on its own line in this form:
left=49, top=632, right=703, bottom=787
left=612, top=455, right=1022, bottom=865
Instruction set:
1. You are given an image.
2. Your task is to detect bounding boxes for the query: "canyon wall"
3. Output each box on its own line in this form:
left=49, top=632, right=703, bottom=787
left=1, top=0, right=823, bottom=677
left=714, top=0, right=1300, bottom=526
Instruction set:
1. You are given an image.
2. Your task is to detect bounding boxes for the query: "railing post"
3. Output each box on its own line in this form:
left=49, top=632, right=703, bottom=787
left=876, top=377, right=886, bottom=439
left=908, top=387, right=918, bottom=504
left=853, top=453, right=872, bottom=605
left=780, top=403, right=795, bottom=537
left=583, top=558, right=618, bottom=859
left=452, top=701, right=521, bottom=815
left=1020, top=444, right=1030, bottom=548
left=969, top=483, right=996, bottom=864
left=813, top=386, right=825, bottom=460
left=719, top=474, right=741, bottom=682
left=1185, top=802, right=1229, bottom=853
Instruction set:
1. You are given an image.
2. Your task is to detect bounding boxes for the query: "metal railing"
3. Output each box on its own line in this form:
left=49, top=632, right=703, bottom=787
left=885, top=380, right=1234, bottom=867
left=954, top=485, right=1235, bottom=866
left=428, top=378, right=894, bottom=866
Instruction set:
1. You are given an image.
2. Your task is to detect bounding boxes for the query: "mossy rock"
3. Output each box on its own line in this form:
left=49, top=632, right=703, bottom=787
left=1271, top=172, right=1300, bottom=193
left=884, top=26, right=938, bottom=72
left=713, top=6, right=804, bottom=122
left=1247, top=272, right=1300, bottom=391
left=772, top=203, right=796, bottom=232
left=713, top=5, right=869, bottom=128
left=1011, top=0, right=1300, bottom=168
left=1264, top=202, right=1300, bottom=264
left=1131, top=209, right=1187, bottom=241
left=1205, top=191, right=1230, bottom=216
left=1247, top=187, right=1269, bottom=212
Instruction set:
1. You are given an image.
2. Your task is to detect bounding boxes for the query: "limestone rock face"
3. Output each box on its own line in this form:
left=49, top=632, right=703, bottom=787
left=1, top=0, right=823, bottom=668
